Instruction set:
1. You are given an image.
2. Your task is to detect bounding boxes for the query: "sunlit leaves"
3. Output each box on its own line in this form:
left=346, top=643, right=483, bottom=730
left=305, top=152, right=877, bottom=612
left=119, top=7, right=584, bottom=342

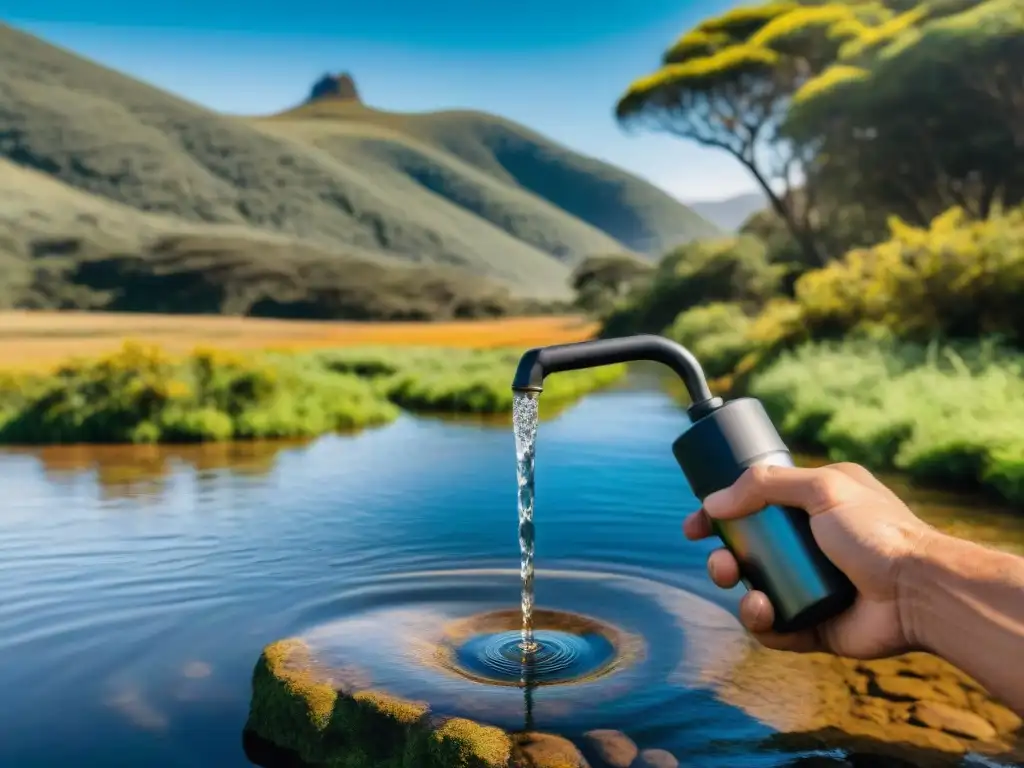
left=617, top=45, right=780, bottom=121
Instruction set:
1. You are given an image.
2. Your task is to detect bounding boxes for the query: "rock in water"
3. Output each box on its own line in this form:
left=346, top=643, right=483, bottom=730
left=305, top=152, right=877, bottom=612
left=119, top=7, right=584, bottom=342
left=634, top=748, right=679, bottom=768
left=245, top=638, right=510, bottom=767
left=514, top=732, right=591, bottom=767
left=580, top=730, right=638, bottom=768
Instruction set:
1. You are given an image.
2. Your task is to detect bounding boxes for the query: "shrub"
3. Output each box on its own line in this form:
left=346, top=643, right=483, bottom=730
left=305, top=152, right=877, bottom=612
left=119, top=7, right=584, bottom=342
left=0, top=342, right=627, bottom=443
left=795, top=206, right=1024, bottom=343
left=0, top=343, right=399, bottom=444
left=665, top=302, right=759, bottom=380
left=601, top=235, right=783, bottom=337
left=748, top=339, right=1024, bottom=502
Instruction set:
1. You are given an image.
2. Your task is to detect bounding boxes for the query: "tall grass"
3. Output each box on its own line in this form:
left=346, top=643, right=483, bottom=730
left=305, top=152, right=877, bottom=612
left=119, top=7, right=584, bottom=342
left=0, top=342, right=625, bottom=444
left=749, top=339, right=1024, bottom=503
left=314, top=346, right=625, bottom=413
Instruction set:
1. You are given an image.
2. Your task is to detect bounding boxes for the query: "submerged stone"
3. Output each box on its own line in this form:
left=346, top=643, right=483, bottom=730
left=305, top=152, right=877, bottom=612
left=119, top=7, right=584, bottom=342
left=633, top=748, right=679, bottom=768
left=579, top=729, right=638, bottom=768
left=715, top=643, right=1023, bottom=761
left=513, top=732, right=590, bottom=767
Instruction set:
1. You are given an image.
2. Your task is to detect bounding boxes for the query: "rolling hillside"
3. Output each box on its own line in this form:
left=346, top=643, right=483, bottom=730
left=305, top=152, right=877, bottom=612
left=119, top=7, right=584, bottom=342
left=0, top=24, right=719, bottom=318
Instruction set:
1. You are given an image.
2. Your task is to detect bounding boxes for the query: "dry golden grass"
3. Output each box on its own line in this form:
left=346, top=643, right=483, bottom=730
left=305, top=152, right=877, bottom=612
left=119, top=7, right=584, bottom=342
left=0, top=311, right=598, bottom=371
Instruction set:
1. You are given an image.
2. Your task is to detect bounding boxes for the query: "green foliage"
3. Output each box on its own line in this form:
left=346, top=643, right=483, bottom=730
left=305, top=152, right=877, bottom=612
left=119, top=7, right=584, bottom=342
left=618, top=46, right=780, bottom=119
left=0, top=343, right=399, bottom=444
left=665, top=302, right=759, bottom=380
left=786, top=0, right=1024, bottom=226
left=601, top=235, right=783, bottom=337
left=696, top=2, right=800, bottom=40
left=0, top=342, right=626, bottom=443
left=570, top=254, right=654, bottom=316
left=317, top=346, right=625, bottom=414
left=794, top=207, right=1024, bottom=343
left=621, top=0, right=1022, bottom=271
left=749, top=339, right=1024, bottom=503
left=791, top=64, right=869, bottom=106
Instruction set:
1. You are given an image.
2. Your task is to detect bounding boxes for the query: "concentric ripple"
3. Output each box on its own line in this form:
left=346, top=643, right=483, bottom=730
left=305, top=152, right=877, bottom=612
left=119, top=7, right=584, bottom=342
left=438, top=608, right=628, bottom=686
left=293, top=566, right=761, bottom=732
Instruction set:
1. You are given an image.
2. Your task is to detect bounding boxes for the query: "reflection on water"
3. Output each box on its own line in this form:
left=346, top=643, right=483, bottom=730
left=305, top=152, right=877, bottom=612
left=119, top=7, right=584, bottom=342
left=6, top=441, right=297, bottom=500
left=0, top=387, right=1020, bottom=768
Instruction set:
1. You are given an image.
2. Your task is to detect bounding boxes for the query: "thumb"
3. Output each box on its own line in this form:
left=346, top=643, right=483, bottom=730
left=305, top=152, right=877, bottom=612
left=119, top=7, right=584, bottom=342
left=703, top=464, right=845, bottom=521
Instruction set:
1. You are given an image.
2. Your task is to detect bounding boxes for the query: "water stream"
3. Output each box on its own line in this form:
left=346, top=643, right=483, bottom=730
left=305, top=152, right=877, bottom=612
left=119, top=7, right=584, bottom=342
left=512, top=390, right=540, bottom=654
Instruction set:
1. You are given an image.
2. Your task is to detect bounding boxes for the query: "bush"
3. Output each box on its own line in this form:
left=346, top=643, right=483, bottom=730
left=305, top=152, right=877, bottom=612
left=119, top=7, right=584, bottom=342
left=601, top=235, right=783, bottom=337
left=0, top=342, right=627, bottom=443
left=570, top=254, right=654, bottom=316
left=0, top=343, right=400, bottom=444
left=795, top=206, right=1024, bottom=343
left=665, top=302, right=760, bottom=380
left=748, top=339, right=1024, bottom=502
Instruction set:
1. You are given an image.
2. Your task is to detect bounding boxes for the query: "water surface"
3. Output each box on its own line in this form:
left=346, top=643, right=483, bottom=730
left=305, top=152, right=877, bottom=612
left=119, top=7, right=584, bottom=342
left=0, top=381, right=1021, bottom=768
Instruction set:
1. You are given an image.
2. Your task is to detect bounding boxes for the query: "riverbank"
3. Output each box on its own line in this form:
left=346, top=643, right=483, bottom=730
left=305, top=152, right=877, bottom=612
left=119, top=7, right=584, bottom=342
left=746, top=339, right=1024, bottom=506
left=0, top=342, right=624, bottom=444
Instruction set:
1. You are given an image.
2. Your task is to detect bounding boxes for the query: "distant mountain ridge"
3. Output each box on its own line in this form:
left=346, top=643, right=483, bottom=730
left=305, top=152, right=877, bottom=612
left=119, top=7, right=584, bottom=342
left=0, top=23, right=720, bottom=318
left=687, top=192, right=766, bottom=232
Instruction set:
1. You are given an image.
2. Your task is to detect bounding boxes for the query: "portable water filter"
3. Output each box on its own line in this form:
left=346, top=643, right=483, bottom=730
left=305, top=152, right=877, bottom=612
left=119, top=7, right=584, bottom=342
left=511, top=334, right=856, bottom=633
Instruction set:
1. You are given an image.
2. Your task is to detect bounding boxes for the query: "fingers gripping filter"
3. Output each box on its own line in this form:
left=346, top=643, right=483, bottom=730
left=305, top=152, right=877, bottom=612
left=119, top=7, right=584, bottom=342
left=511, top=335, right=855, bottom=634
left=672, top=398, right=856, bottom=633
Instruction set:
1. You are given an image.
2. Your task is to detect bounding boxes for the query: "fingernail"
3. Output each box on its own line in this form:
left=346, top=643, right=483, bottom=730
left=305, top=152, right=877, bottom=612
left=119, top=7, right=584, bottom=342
left=703, top=490, right=724, bottom=515
left=752, top=598, right=766, bottom=625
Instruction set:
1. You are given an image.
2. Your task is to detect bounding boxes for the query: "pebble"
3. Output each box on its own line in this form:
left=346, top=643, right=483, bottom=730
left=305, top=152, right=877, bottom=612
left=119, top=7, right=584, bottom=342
left=581, top=729, right=638, bottom=768
left=515, top=732, right=590, bottom=768
left=632, top=748, right=679, bottom=768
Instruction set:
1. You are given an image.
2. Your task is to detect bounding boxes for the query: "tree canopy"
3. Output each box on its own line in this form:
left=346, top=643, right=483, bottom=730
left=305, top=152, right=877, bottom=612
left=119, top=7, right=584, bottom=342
left=616, top=0, right=1023, bottom=264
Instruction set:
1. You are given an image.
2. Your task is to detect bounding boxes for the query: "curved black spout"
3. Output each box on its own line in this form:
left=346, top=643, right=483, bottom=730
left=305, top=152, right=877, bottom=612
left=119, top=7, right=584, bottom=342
left=512, top=334, right=724, bottom=419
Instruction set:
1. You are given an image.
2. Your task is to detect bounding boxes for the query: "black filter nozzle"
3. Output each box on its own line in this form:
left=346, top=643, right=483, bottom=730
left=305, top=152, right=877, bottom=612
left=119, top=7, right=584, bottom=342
left=673, top=398, right=856, bottom=633
left=511, top=334, right=723, bottom=418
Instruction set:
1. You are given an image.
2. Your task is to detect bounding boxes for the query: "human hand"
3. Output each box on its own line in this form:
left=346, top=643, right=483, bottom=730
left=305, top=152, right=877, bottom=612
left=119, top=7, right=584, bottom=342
left=683, top=462, right=936, bottom=659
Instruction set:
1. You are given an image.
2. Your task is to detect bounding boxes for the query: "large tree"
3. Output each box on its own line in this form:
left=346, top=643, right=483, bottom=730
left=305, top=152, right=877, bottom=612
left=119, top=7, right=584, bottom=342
left=615, top=2, right=872, bottom=266
left=785, top=0, right=1024, bottom=223
left=615, top=0, right=1021, bottom=263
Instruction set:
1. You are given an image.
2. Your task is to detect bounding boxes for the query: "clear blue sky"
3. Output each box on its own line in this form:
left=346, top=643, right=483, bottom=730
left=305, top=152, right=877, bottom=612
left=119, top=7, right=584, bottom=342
left=6, top=0, right=759, bottom=202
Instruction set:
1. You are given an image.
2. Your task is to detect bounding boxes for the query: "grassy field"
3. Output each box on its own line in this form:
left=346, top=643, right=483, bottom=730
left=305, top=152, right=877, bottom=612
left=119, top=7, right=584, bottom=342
left=0, top=316, right=620, bottom=444
left=0, top=312, right=598, bottom=371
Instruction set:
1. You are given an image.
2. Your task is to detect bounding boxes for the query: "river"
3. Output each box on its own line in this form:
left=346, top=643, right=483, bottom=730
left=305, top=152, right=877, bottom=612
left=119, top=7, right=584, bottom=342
left=0, top=377, right=1021, bottom=767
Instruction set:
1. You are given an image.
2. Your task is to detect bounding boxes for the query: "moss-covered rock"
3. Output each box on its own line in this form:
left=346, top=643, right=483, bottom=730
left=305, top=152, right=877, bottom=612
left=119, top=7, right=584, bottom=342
left=246, top=638, right=341, bottom=764
left=247, top=637, right=579, bottom=768
left=430, top=717, right=511, bottom=768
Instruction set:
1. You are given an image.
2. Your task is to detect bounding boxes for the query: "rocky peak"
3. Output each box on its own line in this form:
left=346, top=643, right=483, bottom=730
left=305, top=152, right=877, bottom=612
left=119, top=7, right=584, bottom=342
left=307, top=73, right=361, bottom=103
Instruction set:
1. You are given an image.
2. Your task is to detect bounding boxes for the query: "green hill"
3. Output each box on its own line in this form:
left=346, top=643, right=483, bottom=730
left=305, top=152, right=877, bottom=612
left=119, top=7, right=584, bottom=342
left=0, top=24, right=720, bottom=318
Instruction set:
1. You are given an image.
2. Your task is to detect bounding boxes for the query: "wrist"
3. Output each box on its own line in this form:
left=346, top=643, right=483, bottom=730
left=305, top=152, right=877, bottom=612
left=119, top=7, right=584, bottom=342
left=895, top=526, right=952, bottom=652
